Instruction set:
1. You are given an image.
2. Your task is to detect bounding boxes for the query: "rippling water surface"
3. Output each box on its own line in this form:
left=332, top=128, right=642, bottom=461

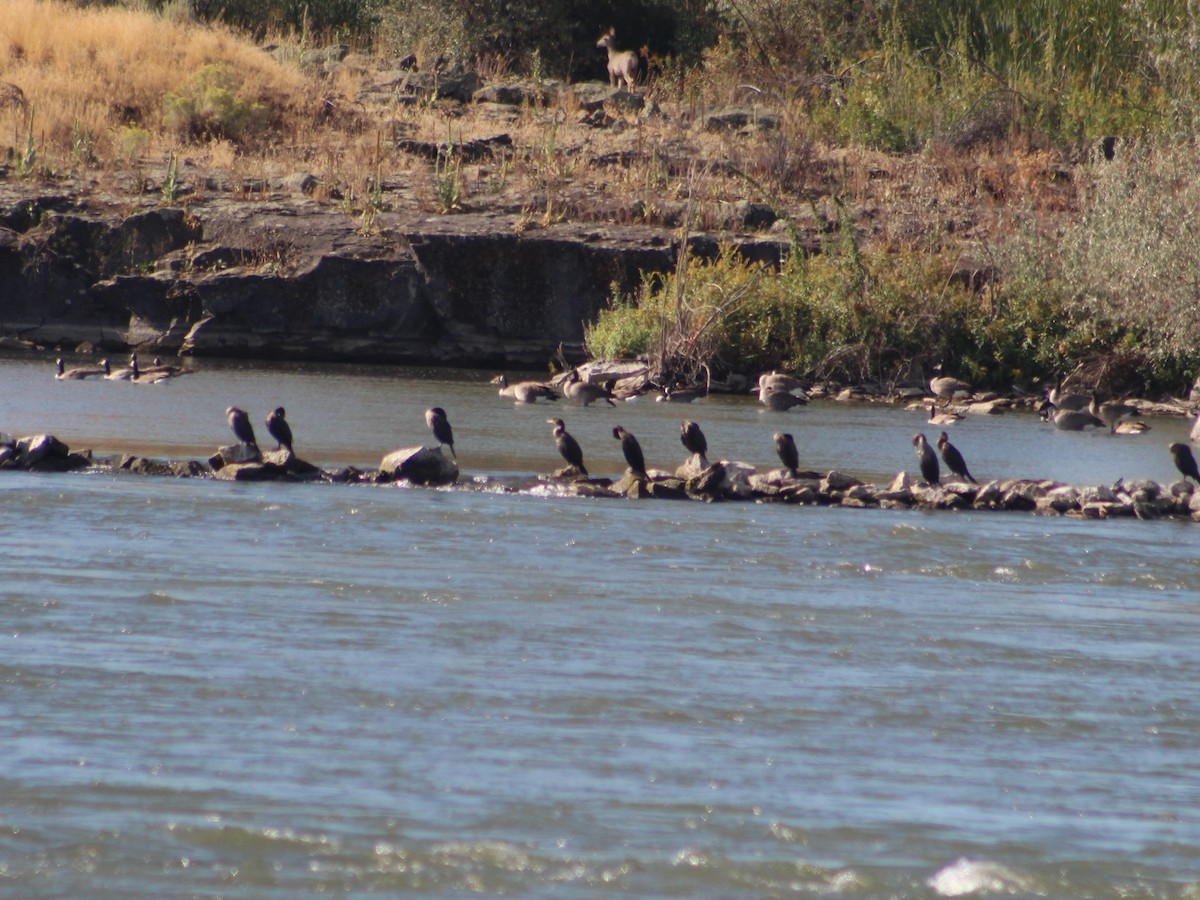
left=2, top=355, right=1200, bottom=897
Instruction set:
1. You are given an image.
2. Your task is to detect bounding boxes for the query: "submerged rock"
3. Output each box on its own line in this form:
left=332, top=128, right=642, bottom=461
left=379, top=446, right=459, bottom=486
left=0, top=434, right=90, bottom=472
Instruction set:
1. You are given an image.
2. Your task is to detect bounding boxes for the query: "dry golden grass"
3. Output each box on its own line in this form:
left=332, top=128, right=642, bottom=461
left=0, top=0, right=316, bottom=164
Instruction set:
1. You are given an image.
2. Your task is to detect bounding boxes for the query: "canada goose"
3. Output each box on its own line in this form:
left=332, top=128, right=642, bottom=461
left=774, top=432, right=800, bottom=477
left=102, top=355, right=139, bottom=381
left=1046, top=377, right=1089, bottom=412
left=928, top=402, right=963, bottom=426
left=54, top=358, right=105, bottom=380
left=425, top=407, right=455, bottom=458
left=547, top=418, right=587, bottom=476
left=1089, top=393, right=1137, bottom=431
left=1039, top=400, right=1105, bottom=431
left=759, top=385, right=807, bottom=411
left=265, top=407, right=293, bottom=454
left=226, top=406, right=258, bottom=447
left=657, top=385, right=703, bottom=403
left=564, top=369, right=617, bottom=407
left=1169, top=442, right=1200, bottom=483
left=1113, top=420, right=1151, bottom=435
left=929, top=366, right=972, bottom=400
left=680, top=420, right=708, bottom=459
left=139, top=357, right=195, bottom=379
left=612, top=425, right=647, bottom=478
left=913, top=433, right=940, bottom=485
left=494, top=374, right=559, bottom=404
left=758, top=371, right=805, bottom=394
left=936, top=431, right=977, bottom=483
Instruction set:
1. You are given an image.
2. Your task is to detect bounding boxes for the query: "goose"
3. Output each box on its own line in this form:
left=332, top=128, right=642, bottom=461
left=759, top=385, right=807, bottom=411
left=928, top=366, right=972, bottom=400
left=612, top=425, right=647, bottom=479
left=1169, top=442, right=1200, bottom=483
left=1089, top=393, right=1138, bottom=431
left=936, top=431, right=977, bottom=483
left=54, top=358, right=105, bottom=380
left=774, top=432, right=800, bottom=477
left=564, top=369, right=617, bottom=407
left=1113, top=420, right=1151, bottom=435
left=139, top=357, right=195, bottom=379
left=493, top=374, right=559, bottom=404
left=102, top=355, right=139, bottom=381
left=913, top=433, right=940, bottom=485
left=425, top=407, right=455, bottom=458
left=265, top=407, right=293, bottom=454
left=547, top=418, right=587, bottom=476
left=226, top=406, right=258, bottom=447
left=679, top=420, right=708, bottom=466
left=928, top=402, right=963, bottom=426
left=1046, top=377, right=1089, bottom=412
left=758, top=371, right=805, bottom=394
left=657, top=385, right=703, bottom=403
left=1039, top=400, right=1105, bottom=431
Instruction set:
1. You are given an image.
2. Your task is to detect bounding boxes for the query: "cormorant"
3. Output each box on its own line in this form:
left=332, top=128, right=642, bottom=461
left=547, top=418, right=587, bottom=476
left=54, top=358, right=105, bottom=380
left=564, top=369, right=617, bottom=406
left=913, top=433, right=940, bottom=485
left=425, top=407, right=455, bottom=457
left=612, top=425, right=646, bottom=478
left=774, top=432, right=800, bottom=477
left=1169, top=442, right=1200, bottom=483
left=266, top=407, right=294, bottom=453
left=226, top=406, right=258, bottom=447
left=494, top=374, right=559, bottom=403
left=936, top=431, right=977, bottom=483
left=680, top=420, right=707, bottom=458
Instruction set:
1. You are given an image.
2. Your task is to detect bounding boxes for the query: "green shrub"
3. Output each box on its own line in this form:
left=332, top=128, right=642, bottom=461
left=162, top=63, right=269, bottom=143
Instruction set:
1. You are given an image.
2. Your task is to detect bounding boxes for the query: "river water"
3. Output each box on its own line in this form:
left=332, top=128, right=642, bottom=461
left=2, top=355, right=1199, bottom=897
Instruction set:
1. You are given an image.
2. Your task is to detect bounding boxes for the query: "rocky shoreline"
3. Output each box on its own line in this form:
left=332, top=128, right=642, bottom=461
left=4, top=429, right=1198, bottom=523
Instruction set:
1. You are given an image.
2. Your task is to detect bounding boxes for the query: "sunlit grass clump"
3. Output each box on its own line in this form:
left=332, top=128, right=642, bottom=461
left=0, top=0, right=317, bottom=166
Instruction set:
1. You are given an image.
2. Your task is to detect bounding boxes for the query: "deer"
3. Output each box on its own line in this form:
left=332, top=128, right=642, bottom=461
left=596, top=28, right=638, bottom=91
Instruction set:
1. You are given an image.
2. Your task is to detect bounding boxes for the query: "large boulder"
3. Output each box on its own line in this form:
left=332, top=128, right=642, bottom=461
left=380, top=446, right=458, bottom=485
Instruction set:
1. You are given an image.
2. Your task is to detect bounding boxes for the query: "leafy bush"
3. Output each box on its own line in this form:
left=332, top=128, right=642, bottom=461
left=162, top=63, right=270, bottom=143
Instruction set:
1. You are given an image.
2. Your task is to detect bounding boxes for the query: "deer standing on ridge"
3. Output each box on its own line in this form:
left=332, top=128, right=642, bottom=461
left=596, top=28, right=638, bottom=91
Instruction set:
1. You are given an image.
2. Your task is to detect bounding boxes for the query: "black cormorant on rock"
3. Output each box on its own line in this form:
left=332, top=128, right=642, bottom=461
left=936, top=431, right=976, bottom=483
left=613, top=425, right=647, bottom=478
left=226, top=406, right=258, bottom=447
left=680, top=420, right=707, bottom=458
left=266, top=407, right=294, bottom=454
left=425, top=407, right=455, bottom=458
left=774, top=432, right=800, bottom=477
left=913, top=433, right=940, bottom=485
left=1169, top=442, right=1200, bottom=483
left=547, top=418, right=587, bottom=476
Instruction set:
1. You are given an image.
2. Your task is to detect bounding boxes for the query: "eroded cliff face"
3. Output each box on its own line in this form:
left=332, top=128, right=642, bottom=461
left=0, top=190, right=786, bottom=366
